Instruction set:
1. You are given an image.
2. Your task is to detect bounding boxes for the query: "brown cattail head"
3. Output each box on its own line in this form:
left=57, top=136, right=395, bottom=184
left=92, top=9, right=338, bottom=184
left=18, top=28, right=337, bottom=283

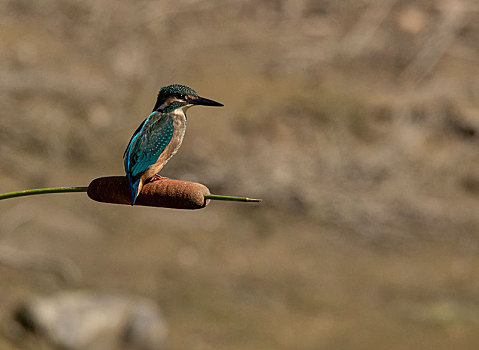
left=87, top=176, right=210, bottom=209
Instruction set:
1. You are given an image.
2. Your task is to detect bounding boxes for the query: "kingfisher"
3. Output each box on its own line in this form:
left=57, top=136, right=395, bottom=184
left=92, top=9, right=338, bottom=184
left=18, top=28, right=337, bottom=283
left=124, top=84, right=223, bottom=205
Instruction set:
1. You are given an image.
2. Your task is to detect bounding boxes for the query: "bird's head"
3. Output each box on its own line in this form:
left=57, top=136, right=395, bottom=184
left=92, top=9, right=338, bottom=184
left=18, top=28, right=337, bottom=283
left=153, top=84, right=223, bottom=113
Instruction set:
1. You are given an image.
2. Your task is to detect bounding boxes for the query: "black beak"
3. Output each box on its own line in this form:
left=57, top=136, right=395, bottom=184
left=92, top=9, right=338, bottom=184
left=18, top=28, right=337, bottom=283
left=190, top=96, right=223, bottom=107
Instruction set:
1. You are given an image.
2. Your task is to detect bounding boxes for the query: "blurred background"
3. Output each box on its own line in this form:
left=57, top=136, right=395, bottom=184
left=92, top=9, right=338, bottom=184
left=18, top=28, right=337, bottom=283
left=1, top=0, right=479, bottom=349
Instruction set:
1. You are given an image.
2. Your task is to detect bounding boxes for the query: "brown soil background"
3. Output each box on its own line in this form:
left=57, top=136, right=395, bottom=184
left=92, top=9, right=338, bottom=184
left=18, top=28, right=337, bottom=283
left=1, top=0, right=479, bottom=349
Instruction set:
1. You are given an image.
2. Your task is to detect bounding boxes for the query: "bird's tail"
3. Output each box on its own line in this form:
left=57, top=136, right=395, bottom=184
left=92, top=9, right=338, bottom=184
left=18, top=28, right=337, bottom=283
left=130, top=178, right=142, bottom=206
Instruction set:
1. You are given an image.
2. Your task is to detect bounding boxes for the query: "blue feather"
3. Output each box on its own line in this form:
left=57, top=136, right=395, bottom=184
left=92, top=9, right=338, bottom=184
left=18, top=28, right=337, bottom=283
left=123, top=112, right=175, bottom=205
left=130, top=178, right=141, bottom=205
left=124, top=113, right=154, bottom=173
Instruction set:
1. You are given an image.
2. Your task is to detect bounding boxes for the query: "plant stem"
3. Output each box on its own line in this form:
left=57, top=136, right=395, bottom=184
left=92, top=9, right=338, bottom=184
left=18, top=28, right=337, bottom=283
left=204, top=194, right=262, bottom=202
left=0, top=187, right=262, bottom=203
left=0, top=187, right=88, bottom=200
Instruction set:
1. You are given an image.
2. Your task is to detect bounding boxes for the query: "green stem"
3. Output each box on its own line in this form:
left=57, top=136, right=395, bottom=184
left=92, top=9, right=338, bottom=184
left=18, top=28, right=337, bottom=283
left=0, top=187, right=262, bottom=203
left=0, top=187, right=88, bottom=200
left=204, top=194, right=261, bottom=202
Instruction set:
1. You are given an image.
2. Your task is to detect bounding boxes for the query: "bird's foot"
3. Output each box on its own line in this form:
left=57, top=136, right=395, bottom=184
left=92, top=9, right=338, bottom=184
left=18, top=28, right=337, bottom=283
left=150, top=174, right=169, bottom=182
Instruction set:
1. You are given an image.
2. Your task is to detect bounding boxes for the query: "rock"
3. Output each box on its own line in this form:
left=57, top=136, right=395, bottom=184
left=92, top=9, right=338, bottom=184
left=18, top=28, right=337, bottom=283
left=15, top=291, right=168, bottom=350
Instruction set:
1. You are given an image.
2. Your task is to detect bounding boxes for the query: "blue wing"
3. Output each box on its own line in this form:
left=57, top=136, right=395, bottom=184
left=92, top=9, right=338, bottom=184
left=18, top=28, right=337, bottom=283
left=124, top=112, right=174, bottom=203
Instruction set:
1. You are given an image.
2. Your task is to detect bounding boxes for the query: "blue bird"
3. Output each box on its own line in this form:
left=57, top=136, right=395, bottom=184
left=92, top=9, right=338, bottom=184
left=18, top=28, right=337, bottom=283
left=124, top=84, right=223, bottom=205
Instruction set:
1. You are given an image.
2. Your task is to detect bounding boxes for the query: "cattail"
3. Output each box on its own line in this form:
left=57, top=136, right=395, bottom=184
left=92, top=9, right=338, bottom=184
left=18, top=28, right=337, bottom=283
left=88, top=176, right=210, bottom=209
